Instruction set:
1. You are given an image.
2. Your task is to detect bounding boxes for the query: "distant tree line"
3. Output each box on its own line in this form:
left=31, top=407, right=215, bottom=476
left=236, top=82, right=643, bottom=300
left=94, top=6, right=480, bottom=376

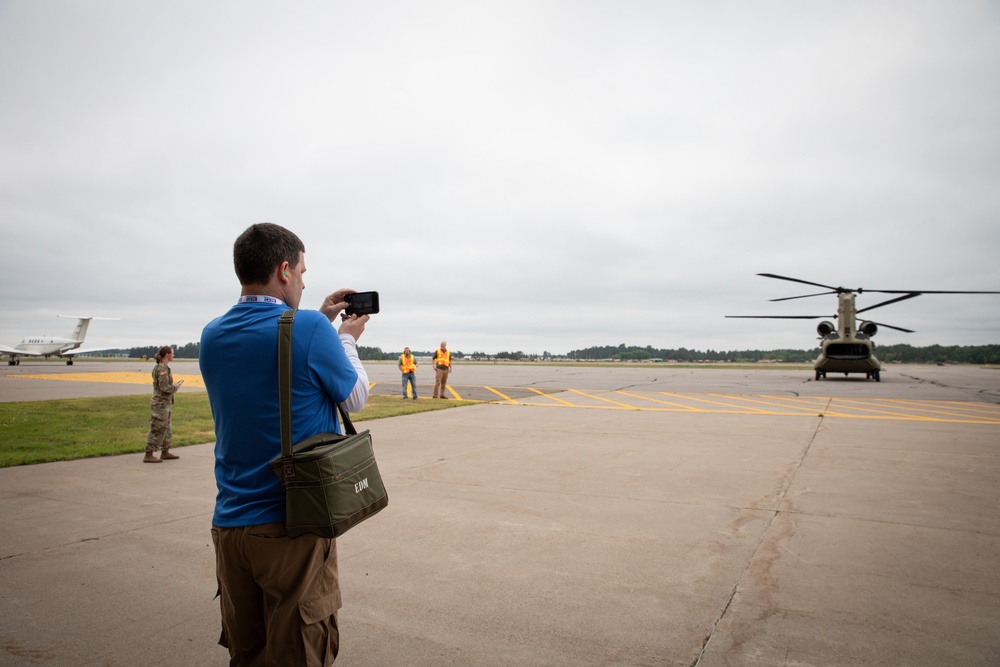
left=84, top=342, right=1000, bottom=364
left=91, top=344, right=466, bottom=362
left=359, top=347, right=467, bottom=361
left=565, top=343, right=1000, bottom=364
left=90, top=342, right=201, bottom=359
left=358, top=346, right=398, bottom=361
left=467, top=351, right=556, bottom=361
left=565, top=344, right=819, bottom=363
left=876, top=344, right=1000, bottom=365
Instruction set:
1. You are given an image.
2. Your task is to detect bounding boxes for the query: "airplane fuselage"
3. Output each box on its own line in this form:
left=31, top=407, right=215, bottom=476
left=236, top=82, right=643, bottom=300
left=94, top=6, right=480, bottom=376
left=2, top=317, right=112, bottom=365
left=13, top=336, right=83, bottom=357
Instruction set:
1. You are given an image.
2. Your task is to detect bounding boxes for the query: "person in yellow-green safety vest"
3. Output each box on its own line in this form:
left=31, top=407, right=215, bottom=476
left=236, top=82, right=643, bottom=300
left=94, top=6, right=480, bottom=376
left=398, top=346, right=418, bottom=399
left=432, top=340, right=451, bottom=398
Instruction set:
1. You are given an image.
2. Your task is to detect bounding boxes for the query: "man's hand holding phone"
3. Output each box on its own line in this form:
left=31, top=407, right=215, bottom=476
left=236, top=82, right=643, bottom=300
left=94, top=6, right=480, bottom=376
left=320, top=289, right=379, bottom=320
left=320, top=289, right=377, bottom=341
left=344, top=291, right=379, bottom=316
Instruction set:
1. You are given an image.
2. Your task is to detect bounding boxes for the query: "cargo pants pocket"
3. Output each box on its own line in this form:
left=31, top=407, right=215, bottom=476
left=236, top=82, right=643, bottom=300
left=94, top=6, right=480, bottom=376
left=298, top=590, right=342, bottom=666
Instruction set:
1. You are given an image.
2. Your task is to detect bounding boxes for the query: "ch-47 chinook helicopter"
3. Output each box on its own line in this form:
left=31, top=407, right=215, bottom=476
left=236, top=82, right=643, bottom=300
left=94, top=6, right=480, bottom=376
left=726, top=273, right=1000, bottom=382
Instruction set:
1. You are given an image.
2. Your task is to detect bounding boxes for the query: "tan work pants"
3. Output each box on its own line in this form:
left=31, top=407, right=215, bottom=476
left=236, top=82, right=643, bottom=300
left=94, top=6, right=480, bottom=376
left=211, top=523, right=341, bottom=666
left=434, top=367, right=449, bottom=397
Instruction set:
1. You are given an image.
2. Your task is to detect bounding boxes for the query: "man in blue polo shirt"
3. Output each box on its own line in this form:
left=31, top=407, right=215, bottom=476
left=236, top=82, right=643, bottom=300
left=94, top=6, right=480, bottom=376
left=201, top=222, right=371, bottom=666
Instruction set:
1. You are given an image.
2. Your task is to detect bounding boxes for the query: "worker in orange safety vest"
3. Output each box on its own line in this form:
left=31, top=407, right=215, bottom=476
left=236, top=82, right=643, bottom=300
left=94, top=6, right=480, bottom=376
left=432, top=341, right=451, bottom=398
left=398, top=347, right=418, bottom=399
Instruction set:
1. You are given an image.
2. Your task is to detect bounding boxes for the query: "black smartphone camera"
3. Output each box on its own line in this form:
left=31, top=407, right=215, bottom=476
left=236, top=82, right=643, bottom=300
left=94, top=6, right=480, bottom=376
left=344, top=291, right=380, bottom=316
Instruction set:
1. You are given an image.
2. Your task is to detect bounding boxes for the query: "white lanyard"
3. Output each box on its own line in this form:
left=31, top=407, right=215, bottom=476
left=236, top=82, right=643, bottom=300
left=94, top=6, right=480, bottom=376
left=238, top=295, right=286, bottom=305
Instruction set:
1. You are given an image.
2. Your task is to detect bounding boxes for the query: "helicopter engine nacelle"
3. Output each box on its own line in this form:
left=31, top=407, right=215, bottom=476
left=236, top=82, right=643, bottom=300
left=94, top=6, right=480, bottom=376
left=859, top=321, right=878, bottom=337
left=816, top=321, right=836, bottom=337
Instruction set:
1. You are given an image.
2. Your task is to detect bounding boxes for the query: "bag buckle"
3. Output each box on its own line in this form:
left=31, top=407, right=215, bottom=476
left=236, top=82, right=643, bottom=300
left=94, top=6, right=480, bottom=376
left=283, top=463, right=295, bottom=478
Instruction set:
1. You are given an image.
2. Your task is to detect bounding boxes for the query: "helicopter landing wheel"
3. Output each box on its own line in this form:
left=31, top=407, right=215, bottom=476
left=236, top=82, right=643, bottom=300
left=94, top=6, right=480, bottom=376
left=874, top=370, right=880, bottom=382
left=815, top=370, right=822, bottom=381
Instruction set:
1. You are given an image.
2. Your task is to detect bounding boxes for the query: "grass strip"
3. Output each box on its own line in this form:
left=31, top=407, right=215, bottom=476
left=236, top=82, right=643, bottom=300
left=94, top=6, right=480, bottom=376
left=0, top=393, right=474, bottom=468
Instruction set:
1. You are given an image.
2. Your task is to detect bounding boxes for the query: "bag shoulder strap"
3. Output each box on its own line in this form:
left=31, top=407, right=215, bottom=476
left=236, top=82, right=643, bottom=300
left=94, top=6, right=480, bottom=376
left=278, top=309, right=296, bottom=460
left=278, top=309, right=357, bottom=462
left=339, top=402, right=357, bottom=435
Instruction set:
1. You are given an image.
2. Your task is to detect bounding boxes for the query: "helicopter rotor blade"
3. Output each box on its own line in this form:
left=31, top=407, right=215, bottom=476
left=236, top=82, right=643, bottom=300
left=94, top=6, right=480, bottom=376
left=855, top=292, right=921, bottom=314
left=725, top=315, right=830, bottom=320
left=756, top=273, right=844, bottom=292
left=855, top=289, right=1000, bottom=295
left=731, top=275, right=1000, bottom=343
left=768, top=290, right=838, bottom=302
left=758, top=274, right=1000, bottom=297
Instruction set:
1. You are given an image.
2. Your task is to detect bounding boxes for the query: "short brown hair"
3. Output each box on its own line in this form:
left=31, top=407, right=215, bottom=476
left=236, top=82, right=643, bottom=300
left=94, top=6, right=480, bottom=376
left=233, top=223, right=305, bottom=285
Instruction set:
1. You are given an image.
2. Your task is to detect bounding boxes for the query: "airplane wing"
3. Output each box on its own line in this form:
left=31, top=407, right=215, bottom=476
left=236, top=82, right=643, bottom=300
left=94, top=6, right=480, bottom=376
left=0, top=344, right=42, bottom=356
left=61, top=347, right=115, bottom=357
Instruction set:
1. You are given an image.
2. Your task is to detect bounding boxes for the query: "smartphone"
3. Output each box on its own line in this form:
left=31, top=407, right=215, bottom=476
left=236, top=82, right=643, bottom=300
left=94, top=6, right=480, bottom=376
left=344, top=291, right=380, bottom=316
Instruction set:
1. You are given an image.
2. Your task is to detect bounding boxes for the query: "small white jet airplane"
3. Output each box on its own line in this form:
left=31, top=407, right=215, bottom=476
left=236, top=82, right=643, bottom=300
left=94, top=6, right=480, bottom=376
left=0, top=316, right=118, bottom=365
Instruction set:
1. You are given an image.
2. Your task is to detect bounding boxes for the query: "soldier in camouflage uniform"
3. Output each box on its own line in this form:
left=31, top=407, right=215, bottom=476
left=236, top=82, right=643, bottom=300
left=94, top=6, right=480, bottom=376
left=144, top=346, right=183, bottom=463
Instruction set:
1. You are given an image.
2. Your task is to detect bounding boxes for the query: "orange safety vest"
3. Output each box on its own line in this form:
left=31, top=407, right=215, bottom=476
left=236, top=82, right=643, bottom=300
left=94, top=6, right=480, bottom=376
left=399, top=354, right=417, bottom=374
left=434, top=349, right=451, bottom=369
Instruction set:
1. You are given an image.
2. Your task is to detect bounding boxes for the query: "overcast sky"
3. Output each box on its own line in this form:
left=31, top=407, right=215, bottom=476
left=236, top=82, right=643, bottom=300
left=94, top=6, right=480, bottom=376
left=2, top=1, right=999, bottom=356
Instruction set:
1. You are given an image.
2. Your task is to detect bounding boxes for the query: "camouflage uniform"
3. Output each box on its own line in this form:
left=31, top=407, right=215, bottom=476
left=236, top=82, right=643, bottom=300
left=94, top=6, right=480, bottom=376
left=145, top=362, right=178, bottom=454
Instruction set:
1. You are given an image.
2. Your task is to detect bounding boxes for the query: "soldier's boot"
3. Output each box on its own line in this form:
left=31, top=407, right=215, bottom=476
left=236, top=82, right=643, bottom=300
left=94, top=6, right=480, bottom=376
left=160, top=449, right=180, bottom=460
left=143, top=452, right=162, bottom=463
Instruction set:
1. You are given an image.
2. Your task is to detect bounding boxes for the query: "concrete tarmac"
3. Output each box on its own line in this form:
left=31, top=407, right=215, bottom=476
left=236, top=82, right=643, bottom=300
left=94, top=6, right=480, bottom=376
left=1, top=363, right=999, bottom=665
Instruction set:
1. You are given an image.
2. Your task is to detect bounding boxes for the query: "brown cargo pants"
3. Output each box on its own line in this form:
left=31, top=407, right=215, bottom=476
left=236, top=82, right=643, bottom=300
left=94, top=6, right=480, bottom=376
left=211, top=522, right=341, bottom=666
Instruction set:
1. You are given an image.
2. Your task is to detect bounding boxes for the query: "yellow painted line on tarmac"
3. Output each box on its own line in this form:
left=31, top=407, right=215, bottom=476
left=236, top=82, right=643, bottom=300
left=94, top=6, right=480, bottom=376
left=658, top=391, right=779, bottom=414
left=521, top=387, right=577, bottom=407
left=505, top=401, right=639, bottom=411
left=647, top=392, right=823, bottom=416
left=614, top=390, right=706, bottom=411
left=711, top=394, right=832, bottom=416
left=748, top=394, right=995, bottom=423
left=484, top=386, right=514, bottom=401
left=817, top=412, right=1000, bottom=425
left=823, top=397, right=1000, bottom=424
left=743, top=394, right=1000, bottom=424
left=173, top=374, right=205, bottom=388
left=501, top=390, right=999, bottom=425
left=843, top=397, right=1000, bottom=420
left=446, top=385, right=463, bottom=400
left=913, top=401, right=1000, bottom=419
left=13, top=372, right=206, bottom=389
left=501, top=390, right=642, bottom=411
left=917, top=400, right=1000, bottom=418
left=788, top=396, right=939, bottom=421
left=568, top=388, right=638, bottom=409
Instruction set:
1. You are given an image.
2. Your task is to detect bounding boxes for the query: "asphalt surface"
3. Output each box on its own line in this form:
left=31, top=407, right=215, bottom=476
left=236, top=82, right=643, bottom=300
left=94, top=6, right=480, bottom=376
left=1, top=362, right=998, bottom=666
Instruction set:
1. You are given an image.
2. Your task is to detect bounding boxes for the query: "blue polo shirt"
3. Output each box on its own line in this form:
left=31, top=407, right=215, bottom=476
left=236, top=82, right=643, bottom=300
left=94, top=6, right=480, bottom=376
left=200, top=302, right=359, bottom=527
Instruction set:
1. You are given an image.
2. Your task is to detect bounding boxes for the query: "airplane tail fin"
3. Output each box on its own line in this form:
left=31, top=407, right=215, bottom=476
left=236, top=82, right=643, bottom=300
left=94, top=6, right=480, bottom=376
left=58, top=316, right=118, bottom=343
left=71, top=318, right=92, bottom=343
